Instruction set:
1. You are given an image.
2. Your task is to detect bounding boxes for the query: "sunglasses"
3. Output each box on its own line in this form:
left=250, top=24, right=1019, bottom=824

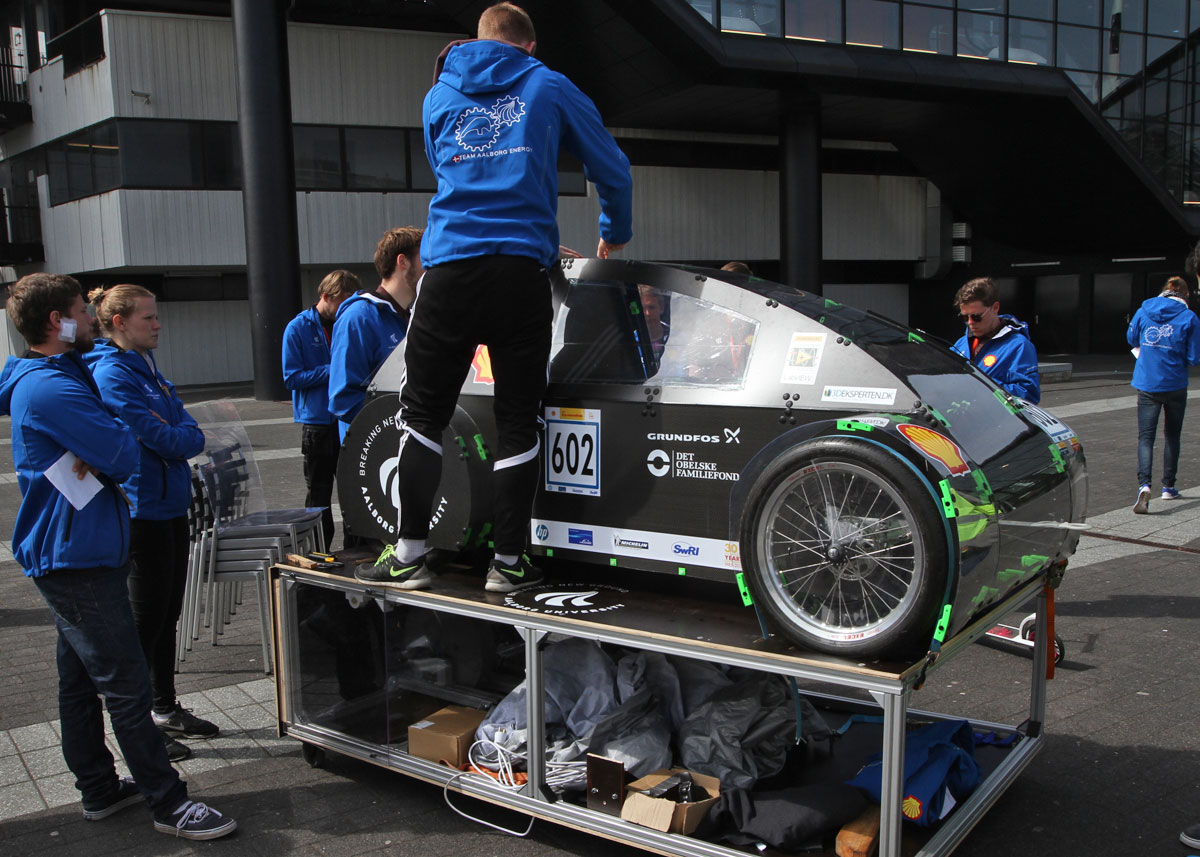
left=959, top=311, right=987, bottom=323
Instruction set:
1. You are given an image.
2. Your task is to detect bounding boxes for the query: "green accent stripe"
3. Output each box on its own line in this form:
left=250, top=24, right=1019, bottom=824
left=836, top=419, right=874, bottom=432
left=677, top=567, right=687, bottom=575
left=938, top=480, right=957, bottom=519
left=736, top=572, right=753, bottom=606
left=609, top=557, right=618, bottom=566
left=933, top=604, right=952, bottom=643
left=474, top=433, right=488, bottom=461
left=908, top=331, right=925, bottom=343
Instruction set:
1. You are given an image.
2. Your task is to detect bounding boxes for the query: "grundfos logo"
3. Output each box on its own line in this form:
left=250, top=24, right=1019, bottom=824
left=504, top=583, right=627, bottom=616
left=647, top=432, right=720, bottom=443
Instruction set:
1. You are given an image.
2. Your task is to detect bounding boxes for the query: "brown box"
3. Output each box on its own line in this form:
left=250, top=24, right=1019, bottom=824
left=620, top=768, right=722, bottom=835
left=406, top=705, right=486, bottom=767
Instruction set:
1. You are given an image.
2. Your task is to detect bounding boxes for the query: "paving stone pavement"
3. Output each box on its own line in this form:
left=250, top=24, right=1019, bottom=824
left=2, top=357, right=1200, bottom=856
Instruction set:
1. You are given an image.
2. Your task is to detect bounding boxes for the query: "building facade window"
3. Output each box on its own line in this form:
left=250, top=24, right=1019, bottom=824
left=10, top=118, right=586, bottom=206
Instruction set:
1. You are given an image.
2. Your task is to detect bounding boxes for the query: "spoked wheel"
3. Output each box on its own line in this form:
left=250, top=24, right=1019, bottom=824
left=741, top=439, right=950, bottom=658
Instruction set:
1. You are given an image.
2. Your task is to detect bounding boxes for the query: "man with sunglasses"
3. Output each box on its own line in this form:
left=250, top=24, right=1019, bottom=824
left=950, top=277, right=1041, bottom=404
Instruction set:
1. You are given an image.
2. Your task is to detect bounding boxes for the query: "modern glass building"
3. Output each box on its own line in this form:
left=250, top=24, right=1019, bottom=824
left=0, top=0, right=1195, bottom=384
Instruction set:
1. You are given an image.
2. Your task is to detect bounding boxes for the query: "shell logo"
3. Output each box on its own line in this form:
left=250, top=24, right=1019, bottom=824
left=471, top=345, right=494, bottom=384
left=897, top=424, right=971, bottom=475
left=902, top=794, right=924, bottom=819
left=982, top=354, right=998, bottom=368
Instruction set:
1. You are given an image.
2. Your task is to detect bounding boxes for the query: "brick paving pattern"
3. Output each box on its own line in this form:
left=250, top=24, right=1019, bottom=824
left=1, top=359, right=1199, bottom=856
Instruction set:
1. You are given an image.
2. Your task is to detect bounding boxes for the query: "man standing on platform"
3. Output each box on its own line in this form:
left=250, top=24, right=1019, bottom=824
left=357, top=2, right=633, bottom=592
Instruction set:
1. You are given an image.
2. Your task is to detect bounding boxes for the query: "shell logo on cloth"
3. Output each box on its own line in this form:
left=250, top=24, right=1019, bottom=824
left=471, top=344, right=494, bottom=385
left=897, top=424, right=971, bottom=475
left=903, top=794, right=924, bottom=819
left=982, top=354, right=998, bottom=368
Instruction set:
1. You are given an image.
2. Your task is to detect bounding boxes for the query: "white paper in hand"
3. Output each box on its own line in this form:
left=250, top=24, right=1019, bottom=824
left=45, top=451, right=104, bottom=511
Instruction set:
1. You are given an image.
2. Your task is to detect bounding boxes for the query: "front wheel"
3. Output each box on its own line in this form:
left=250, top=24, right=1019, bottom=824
left=740, top=438, right=951, bottom=659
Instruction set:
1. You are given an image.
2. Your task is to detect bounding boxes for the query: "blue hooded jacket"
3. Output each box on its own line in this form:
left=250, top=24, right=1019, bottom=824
left=282, top=306, right=335, bottom=425
left=951, top=314, right=1041, bottom=404
left=0, top=351, right=138, bottom=576
left=422, top=40, right=633, bottom=268
left=328, top=291, right=407, bottom=441
left=90, top=347, right=204, bottom=520
left=1127, top=294, right=1200, bottom=393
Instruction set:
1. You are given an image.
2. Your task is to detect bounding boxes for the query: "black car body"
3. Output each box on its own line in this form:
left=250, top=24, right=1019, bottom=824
left=341, top=259, right=1086, bottom=659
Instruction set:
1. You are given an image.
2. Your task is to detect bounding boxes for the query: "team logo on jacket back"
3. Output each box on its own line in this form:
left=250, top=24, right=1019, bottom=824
left=454, top=96, right=526, bottom=153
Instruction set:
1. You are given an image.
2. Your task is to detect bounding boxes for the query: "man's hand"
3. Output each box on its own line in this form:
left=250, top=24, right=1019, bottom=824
left=558, top=244, right=583, bottom=259
left=72, top=458, right=100, bottom=480
left=597, top=239, right=626, bottom=259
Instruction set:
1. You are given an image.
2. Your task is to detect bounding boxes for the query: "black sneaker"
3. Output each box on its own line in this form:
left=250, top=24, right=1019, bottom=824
left=1181, top=822, right=1200, bottom=848
left=485, top=554, right=545, bottom=593
left=153, top=705, right=219, bottom=739
left=154, top=800, right=237, bottom=840
left=163, top=733, right=192, bottom=762
left=82, top=776, right=143, bottom=821
left=354, top=544, right=433, bottom=590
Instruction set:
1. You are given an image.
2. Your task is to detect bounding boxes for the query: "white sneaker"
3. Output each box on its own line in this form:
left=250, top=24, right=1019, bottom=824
left=1133, top=486, right=1151, bottom=514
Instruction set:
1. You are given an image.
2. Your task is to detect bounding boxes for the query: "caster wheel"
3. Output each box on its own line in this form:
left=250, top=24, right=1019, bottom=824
left=301, top=742, right=326, bottom=768
left=1018, top=619, right=1065, bottom=665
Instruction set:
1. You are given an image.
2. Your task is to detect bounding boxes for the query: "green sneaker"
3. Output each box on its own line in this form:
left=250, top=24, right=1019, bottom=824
left=485, top=554, right=545, bottom=593
left=354, top=544, right=433, bottom=590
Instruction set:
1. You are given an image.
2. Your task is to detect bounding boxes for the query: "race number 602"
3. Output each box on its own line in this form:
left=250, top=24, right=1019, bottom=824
left=544, top=409, right=601, bottom=496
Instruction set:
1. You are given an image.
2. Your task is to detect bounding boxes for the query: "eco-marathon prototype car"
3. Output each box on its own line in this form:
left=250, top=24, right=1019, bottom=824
left=340, top=259, right=1087, bottom=660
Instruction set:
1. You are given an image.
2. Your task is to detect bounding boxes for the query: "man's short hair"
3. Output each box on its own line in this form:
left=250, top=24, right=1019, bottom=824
left=318, top=269, right=360, bottom=301
left=6, top=273, right=83, bottom=345
left=721, top=261, right=751, bottom=275
left=478, top=2, right=536, bottom=46
left=953, top=277, right=998, bottom=308
left=374, top=227, right=424, bottom=281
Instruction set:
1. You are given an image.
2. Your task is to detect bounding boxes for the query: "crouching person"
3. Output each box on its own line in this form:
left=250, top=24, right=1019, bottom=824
left=0, top=273, right=236, bottom=840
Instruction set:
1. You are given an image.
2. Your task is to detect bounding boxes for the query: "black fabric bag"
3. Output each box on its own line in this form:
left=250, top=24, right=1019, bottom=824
left=697, top=783, right=868, bottom=850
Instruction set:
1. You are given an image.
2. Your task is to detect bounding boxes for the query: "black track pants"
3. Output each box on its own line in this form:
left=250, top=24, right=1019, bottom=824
left=394, top=255, right=552, bottom=556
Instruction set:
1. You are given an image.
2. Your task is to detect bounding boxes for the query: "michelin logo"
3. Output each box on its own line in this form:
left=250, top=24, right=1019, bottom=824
left=614, top=536, right=650, bottom=550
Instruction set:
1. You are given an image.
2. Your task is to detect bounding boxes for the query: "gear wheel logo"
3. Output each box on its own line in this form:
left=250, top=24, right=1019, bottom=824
left=453, top=96, right=526, bottom=152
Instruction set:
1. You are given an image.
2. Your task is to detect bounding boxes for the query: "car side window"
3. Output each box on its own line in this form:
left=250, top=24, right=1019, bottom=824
left=548, top=278, right=758, bottom=388
left=549, top=279, right=657, bottom=384
left=647, top=291, right=758, bottom=388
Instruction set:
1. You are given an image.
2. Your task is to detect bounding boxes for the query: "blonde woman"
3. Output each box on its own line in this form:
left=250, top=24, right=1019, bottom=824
left=88, top=285, right=214, bottom=763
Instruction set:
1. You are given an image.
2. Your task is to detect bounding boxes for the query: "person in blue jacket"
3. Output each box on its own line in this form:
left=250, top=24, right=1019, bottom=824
left=950, top=277, right=1041, bottom=404
left=0, top=273, right=234, bottom=839
left=358, top=3, right=633, bottom=593
left=283, top=269, right=359, bottom=546
left=89, top=284, right=216, bottom=762
left=1126, top=275, right=1200, bottom=514
left=328, top=227, right=423, bottom=443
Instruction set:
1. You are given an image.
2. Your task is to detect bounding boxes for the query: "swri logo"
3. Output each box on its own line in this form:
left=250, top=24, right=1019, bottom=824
left=568, top=527, right=594, bottom=546
left=614, top=536, right=650, bottom=550
left=535, top=524, right=550, bottom=541
left=673, top=542, right=700, bottom=557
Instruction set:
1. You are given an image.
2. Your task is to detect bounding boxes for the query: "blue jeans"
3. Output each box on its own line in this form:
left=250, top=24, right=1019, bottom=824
left=33, top=565, right=188, bottom=820
left=1136, top=388, right=1188, bottom=488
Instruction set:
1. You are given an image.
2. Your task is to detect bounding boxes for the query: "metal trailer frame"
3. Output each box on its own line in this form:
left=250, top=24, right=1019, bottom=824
left=270, top=565, right=1053, bottom=857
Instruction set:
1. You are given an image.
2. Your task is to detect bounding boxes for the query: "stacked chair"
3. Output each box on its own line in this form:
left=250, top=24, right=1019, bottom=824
left=177, top=402, right=326, bottom=675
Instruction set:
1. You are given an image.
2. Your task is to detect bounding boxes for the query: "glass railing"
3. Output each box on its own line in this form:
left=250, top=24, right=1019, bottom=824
left=685, top=0, right=1200, bottom=201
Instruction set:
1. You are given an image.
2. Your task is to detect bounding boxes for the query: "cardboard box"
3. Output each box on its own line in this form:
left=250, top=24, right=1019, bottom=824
left=406, top=705, right=486, bottom=767
left=620, top=768, right=721, bottom=835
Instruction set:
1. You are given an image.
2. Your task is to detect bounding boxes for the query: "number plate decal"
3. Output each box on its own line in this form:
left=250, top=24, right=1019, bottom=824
left=545, top=407, right=601, bottom=496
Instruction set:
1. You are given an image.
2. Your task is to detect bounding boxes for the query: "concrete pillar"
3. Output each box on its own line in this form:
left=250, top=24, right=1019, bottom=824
left=779, top=93, right=822, bottom=295
left=232, top=0, right=300, bottom=401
